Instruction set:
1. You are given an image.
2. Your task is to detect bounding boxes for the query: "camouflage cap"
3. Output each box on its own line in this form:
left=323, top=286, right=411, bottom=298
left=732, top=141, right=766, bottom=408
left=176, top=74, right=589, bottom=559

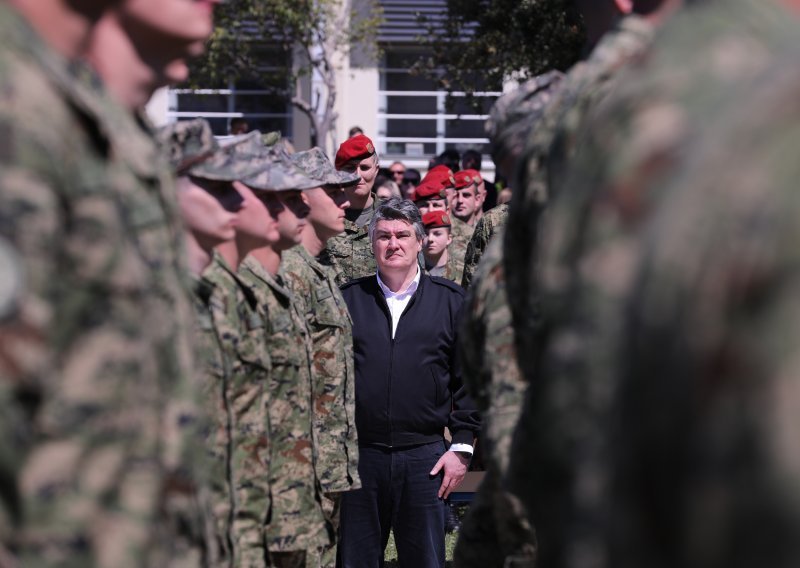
left=157, top=119, right=267, bottom=181
left=262, top=130, right=282, bottom=147
left=486, top=70, right=565, bottom=164
left=291, top=147, right=360, bottom=187
left=240, top=143, right=321, bottom=192
left=158, top=118, right=217, bottom=173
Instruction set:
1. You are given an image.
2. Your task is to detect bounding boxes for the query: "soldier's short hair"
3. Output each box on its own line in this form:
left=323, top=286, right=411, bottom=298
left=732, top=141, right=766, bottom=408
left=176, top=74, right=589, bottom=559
left=369, top=197, right=425, bottom=242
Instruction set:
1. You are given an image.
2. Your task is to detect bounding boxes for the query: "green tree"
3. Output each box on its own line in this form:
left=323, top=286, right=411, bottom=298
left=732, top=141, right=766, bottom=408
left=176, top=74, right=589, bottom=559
left=190, top=0, right=382, bottom=150
left=414, top=0, right=585, bottom=109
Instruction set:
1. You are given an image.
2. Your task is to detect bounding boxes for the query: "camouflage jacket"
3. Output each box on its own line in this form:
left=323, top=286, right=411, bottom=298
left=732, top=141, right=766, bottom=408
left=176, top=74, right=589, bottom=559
left=505, top=2, right=800, bottom=567
left=317, top=195, right=377, bottom=286
left=447, top=217, right=474, bottom=286
left=282, top=246, right=361, bottom=494
left=423, top=256, right=461, bottom=284
left=454, top=230, right=534, bottom=568
left=237, top=257, right=330, bottom=553
left=461, top=204, right=509, bottom=289
left=0, top=6, right=202, bottom=566
left=195, top=255, right=272, bottom=567
left=504, top=15, right=656, bottom=370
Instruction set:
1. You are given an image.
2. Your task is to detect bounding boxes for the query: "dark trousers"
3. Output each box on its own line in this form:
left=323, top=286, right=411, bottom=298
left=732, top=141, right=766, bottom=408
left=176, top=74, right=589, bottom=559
left=338, top=441, right=446, bottom=568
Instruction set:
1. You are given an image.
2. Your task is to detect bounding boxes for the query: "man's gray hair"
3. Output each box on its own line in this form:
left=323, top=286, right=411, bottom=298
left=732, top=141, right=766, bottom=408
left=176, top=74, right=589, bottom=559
left=368, top=197, right=425, bottom=241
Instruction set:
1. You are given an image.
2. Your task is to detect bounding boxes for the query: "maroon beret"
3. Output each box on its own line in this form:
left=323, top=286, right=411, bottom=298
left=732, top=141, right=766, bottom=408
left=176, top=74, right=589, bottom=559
left=454, top=170, right=477, bottom=190
left=422, top=210, right=451, bottom=229
left=421, top=166, right=456, bottom=190
left=412, top=179, right=448, bottom=202
left=462, top=169, right=482, bottom=184
left=335, top=134, right=375, bottom=169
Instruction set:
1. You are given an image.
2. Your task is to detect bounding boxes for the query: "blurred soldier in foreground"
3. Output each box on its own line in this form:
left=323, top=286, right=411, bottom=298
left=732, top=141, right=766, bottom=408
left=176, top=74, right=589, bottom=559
left=504, top=0, right=677, bottom=369
left=0, top=0, right=217, bottom=564
left=503, top=0, right=800, bottom=567
left=283, top=148, right=363, bottom=567
left=236, top=148, right=333, bottom=567
left=452, top=71, right=565, bottom=568
left=318, top=134, right=380, bottom=285
left=460, top=71, right=565, bottom=290
left=162, top=120, right=274, bottom=566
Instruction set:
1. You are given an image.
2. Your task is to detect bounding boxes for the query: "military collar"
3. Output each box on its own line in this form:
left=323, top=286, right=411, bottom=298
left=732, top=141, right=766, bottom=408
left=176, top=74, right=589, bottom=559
left=240, top=256, right=294, bottom=302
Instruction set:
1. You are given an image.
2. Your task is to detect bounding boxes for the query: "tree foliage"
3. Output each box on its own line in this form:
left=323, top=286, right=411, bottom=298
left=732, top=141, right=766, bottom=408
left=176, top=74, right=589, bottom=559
left=414, top=0, right=585, bottom=110
left=189, top=0, right=382, bottom=150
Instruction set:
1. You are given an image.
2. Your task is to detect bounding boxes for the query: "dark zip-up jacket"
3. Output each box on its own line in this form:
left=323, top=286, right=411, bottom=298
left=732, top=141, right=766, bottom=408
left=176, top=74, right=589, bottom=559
left=340, top=273, right=480, bottom=448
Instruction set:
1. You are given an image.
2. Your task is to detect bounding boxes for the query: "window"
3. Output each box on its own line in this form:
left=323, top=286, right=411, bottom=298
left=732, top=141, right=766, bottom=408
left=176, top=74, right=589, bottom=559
left=377, top=47, right=500, bottom=161
left=168, top=46, right=293, bottom=136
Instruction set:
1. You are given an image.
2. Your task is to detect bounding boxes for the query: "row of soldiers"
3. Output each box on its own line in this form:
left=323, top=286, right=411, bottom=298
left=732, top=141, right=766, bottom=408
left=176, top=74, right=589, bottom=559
left=163, top=121, right=366, bottom=566
left=451, top=0, right=800, bottom=566
left=0, top=0, right=379, bottom=566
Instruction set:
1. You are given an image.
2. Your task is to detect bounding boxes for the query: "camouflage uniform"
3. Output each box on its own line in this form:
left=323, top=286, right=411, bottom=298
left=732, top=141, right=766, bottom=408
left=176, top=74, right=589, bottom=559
left=447, top=217, right=474, bottom=286
left=0, top=6, right=203, bottom=566
left=460, top=204, right=508, bottom=290
left=504, top=15, right=656, bottom=375
left=453, top=231, right=535, bottom=568
left=194, top=255, right=273, bottom=567
left=317, top=196, right=378, bottom=286
left=504, top=2, right=800, bottom=567
left=238, top=257, right=330, bottom=564
left=282, top=246, right=361, bottom=566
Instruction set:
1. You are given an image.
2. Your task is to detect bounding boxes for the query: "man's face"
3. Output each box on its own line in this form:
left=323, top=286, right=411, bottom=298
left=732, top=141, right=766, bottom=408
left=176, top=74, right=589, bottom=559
left=389, top=162, right=405, bottom=185
left=232, top=181, right=280, bottom=245
left=119, top=0, right=219, bottom=49
left=304, top=186, right=350, bottom=241
left=424, top=227, right=452, bottom=258
left=341, top=155, right=379, bottom=201
left=262, top=190, right=310, bottom=251
left=372, top=219, right=422, bottom=274
left=417, top=197, right=448, bottom=216
left=452, top=185, right=479, bottom=222
left=177, top=176, right=241, bottom=247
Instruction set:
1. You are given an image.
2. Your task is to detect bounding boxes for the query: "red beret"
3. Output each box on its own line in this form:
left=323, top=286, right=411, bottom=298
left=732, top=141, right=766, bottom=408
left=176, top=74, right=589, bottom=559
left=454, top=170, right=477, bottom=190
left=421, top=166, right=456, bottom=190
left=422, top=210, right=451, bottom=229
left=335, top=134, right=375, bottom=169
left=413, top=179, right=448, bottom=202
left=462, top=169, right=483, bottom=184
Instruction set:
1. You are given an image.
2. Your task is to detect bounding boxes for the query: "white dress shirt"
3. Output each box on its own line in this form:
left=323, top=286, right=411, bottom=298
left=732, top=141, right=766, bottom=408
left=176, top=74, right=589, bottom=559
left=375, top=267, right=473, bottom=455
left=376, top=266, right=421, bottom=339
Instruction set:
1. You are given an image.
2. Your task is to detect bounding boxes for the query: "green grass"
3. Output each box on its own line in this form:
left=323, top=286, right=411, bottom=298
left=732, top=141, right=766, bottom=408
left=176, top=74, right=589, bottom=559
left=383, top=531, right=458, bottom=567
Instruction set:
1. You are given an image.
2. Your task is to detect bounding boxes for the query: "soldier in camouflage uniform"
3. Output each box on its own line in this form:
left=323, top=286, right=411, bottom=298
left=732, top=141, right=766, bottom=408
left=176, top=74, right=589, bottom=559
left=451, top=71, right=566, bottom=568
left=504, top=2, right=659, bottom=372
left=0, top=1, right=214, bottom=565
left=502, top=1, right=800, bottom=567
left=161, top=119, right=276, bottom=567
left=318, top=134, right=380, bottom=286
left=420, top=210, right=461, bottom=282
left=282, top=147, right=364, bottom=567
left=460, top=204, right=507, bottom=289
left=460, top=71, right=565, bottom=290
left=236, top=148, right=333, bottom=567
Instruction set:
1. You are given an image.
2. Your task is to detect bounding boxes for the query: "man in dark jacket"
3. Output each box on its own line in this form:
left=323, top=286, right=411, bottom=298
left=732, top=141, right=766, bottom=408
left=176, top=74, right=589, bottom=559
left=338, top=197, right=480, bottom=568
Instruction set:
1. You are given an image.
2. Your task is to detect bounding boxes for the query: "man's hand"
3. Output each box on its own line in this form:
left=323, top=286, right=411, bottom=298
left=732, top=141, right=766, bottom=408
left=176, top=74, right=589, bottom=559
left=430, top=450, right=470, bottom=499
